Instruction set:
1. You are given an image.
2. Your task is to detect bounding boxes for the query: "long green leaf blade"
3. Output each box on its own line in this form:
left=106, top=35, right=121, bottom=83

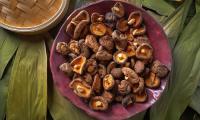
left=6, top=39, right=47, bottom=120
left=0, top=29, right=19, bottom=79
left=150, top=11, right=200, bottom=120
left=0, top=60, right=13, bottom=120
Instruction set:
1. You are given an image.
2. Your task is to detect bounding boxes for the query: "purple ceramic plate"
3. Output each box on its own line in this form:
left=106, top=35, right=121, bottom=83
left=50, top=0, right=172, bottom=120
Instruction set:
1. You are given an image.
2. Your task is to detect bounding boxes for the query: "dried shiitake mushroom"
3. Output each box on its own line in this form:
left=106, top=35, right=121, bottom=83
left=103, top=74, right=115, bottom=90
left=122, top=67, right=138, bottom=79
left=131, top=25, right=146, bottom=36
left=115, top=95, right=123, bottom=102
left=102, top=91, right=114, bottom=103
left=96, top=46, right=113, bottom=61
left=79, top=40, right=91, bottom=58
left=136, top=43, right=153, bottom=60
left=82, top=73, right=93, bottom=85
left=91, top=12, right=104, bottom=23
left=105, top=12, right=117, bottom=23
left=132, top=37, right=149, bottom=48
left=114, top=35, right=128, bottom=50
left=116, top=18, right=129, bottom=32
left=92, top=74, right=102, bottom=93
left=128, top=11, right=142, bottom=28
left=151, top=60, right=169, bottom=78
left=106, top=25, right=113, bottom=36
left=98, top=64, right=107, bottom=78
left=122, top=94, right=135, bottom=107
left=56, top=42, right=70, bottom=55
left=85, top=59, right=97, bottom=75
left=111, top=68, right=123, bottom=79
left=89, top=96, right=108, bottom=111
left=145, top=72, right=160, bottom=88
left=69, top=78, right=92, bottom=98
left=111, top=2, right=125, bottom=18
left=80, top=25, right=90, bottom=39
left=107, top=61, right=117, bottom=73
left=126, top=44, right=136, bottom=57
left=118, top=80, right=132, bottom=95
left=134, top=89, right=148, bottom=103
left=69, top=40, right=80, bottom=55
left=59, top=63, right=73, bottom=77
left=134, top=60, right=145, bottom=74
left=132, top=77, right=144, bottom=94
left=66, top=10, right=90, bottom=39
left=70, top=56, right=86, bottom=74
left=85, top=35, right=100, bottom=53
left=90, top=23, right=107, bottom=36
left=130, top=58, right=135, bottom=68
left=113, top=51, right=128, bottom=64
left=99, top=35, right=114, bottom=51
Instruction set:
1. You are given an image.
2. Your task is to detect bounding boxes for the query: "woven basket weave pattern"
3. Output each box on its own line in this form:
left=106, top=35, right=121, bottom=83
left=0, top=0, right=61, bottom=27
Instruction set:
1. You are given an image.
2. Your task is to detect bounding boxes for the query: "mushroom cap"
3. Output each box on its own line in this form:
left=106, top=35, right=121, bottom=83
left=111, top=68, right=123, bottom=79
left=107, top=61, right=117, bottom=74
left=151, top=60, right=169, bottom=78
left=105, top=12, right=117, bottom=23
left=134, top=89, right=148, bottom=103
left=116, top=18, right=129, bottom=32
left=126, top=44, right=136, bottom=57
left=85, top=35, right=100, bottom=53
left=91, top=12, right=104, bottom=23
left=56, top=42, right=70, bottom=55
left=59, top=63, right=73, bottom=77
left=99, top=35, right=114, bottom=51
left=89, top=96, right=108, bottom=111
left=69, top=78, right=92, bottom=98
left=128, top=11, right=142, bottom=28
left=136, top=43, right=153, bottom=60
left=69, top=40, right=80, bottom=55
left=118, top=80, right=132, bottom=95
left=113, top=51, right=128, bottom=64
left=70, top=56, right=86, bottom=74
left=103, top=74, right=115, bottom=90
left=122, top=67, right=138, bottom=79
left=85, top=59, right=98, bottom=75
left=111, top=2, right=125, bottom=18
left=131, top=25, right=146, bottom=36
left=98, top=64, right=107, bottom=78
left=90, top=22, right=107, bottom=36
left=134, top=60, right=145, bottom=74
left=92, top=74, right=102, bottom=93
left=96, top=47, right=113, bottom=61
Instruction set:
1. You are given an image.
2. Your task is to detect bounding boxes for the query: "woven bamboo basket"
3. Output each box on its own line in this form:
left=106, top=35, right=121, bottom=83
left=0, top=0, right=69, bottom=34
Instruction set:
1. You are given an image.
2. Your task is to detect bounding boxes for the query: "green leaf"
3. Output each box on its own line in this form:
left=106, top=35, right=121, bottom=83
left=196, top=0, right=200, bottom=13
left=48, top=80, right=92, bottom=120
left=162, top=0, right=193, bottom=49
left=142, top=0, right=175, bottom=16
left=0, top=60, right=13, bottom=120
left=6, top=38, right=47, bottom=120
left=150, top=11, right=200, bottom=120
left=0, top=29, right=20, bottom=79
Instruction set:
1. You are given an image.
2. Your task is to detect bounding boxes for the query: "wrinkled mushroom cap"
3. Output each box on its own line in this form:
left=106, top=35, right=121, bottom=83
left=134, top=60, right=145, bottom=74
left=91, top=12, right=104, bottom=23
left=56, top=42, right=70, bottom=55
left=103, top=74, right=115, bottom=90
left=85, top=59, right=97, bottom=75
left=111, top=2, right=125, bottom=18
left=128, top=11, right=142, bottom=28
left=136, top=43, right=153, bottom=60
left=66, top=10, right=90, bottom=39
left=89, top=96, right=108, bottom=111
left=122, top=67, right=138, bottom=79
left=90, top=23, right=107, bottom=36
left=113, top=51, right=128, bottom=64
left=107, top=61, right=117, bottom=73
left=99, top=35, right=114, bottom=51
left=111, top=68, right=123, bottom=79
left=151, top=60, right=169, bottom=78
left=98, top=64, right=107, bottom=78
left=85, top=35, right=100, bottom=53
left=69, top=78, right=92, bottom=98
left=70, top=56, right=86, bottom=74
left=92, top=74, right=102, bottom=93
left=145, top=72, right=160, bottom=88
left=118, top=80, right=132, bottom=95
left=59, top=63, right=73, bottom=77
left=96, top=46, right=113, bottom=61
left=69, top=40, right=80, bottom=55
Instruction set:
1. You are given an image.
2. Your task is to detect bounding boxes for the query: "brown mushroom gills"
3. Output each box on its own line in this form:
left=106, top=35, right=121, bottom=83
left=90, top=23, right=107, bottom=36
left=70, top=56, right=86, bottom=74
left=134, top=89, right=148, bottom=103
left=145, top=72, right=160, bottom=88
left=69, top=79, right=92, bottom=98
left=89, top=96, right=108, bottom=111
left=136, top=43, right=153, bottom=60
left=114, top=51, right=128, bottom=64
left=128, top=11, right=142, bottom=27
left=103, top=74, right=115, bottom=90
